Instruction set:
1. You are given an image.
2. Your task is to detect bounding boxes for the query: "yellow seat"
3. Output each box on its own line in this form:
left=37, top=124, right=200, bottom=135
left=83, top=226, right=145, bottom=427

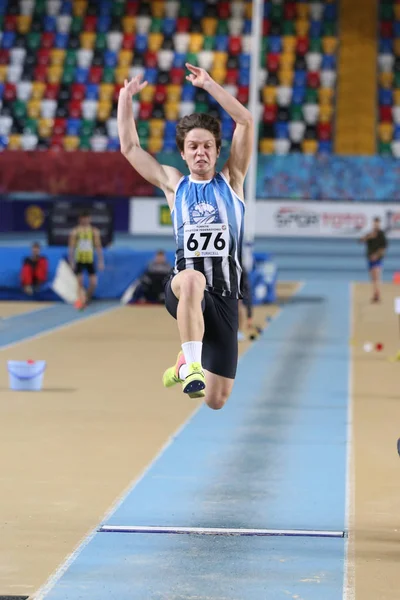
left=319, top=104, right=334, bottom=123
left=31, top=81, right=46, bottom=100
left=80, top=32, right=95, bottom=50
left=302, top=139, right=318, bottom=155
left=213, top=51, right=228, bottom=68
left=17, top=15, right=31, bottom=34
left=166, top=84, right=181, bottom=103
left=394, top=89, right=400, bottom=106
left=149, top=118, right=165, bottom=138
left=151, top=1, right=165, bottom=18
left=201, top=17, right=217, bottom=36
left=210, top=66, right=226, bottom=85
left=63, top=135, right=80, bottom=151
left=165, top=102, right=179, bottom=121
left=8, top=134, right=21, bottom=150
left=38, top=118, right=53, bottom=138
left=114, top=66, right=130, bottom=84
left=296, top=19, right=310, bottom=37
left=319, top=88, right=334, bottom=105
left=27, top=99, right=41, bottom=119
left=140, top=84, right=155, bottom=102
left=118, top=49, right=133, bottom=68
left=282, top=36, right=296, bottom=53
left=394, top=39, right=400, bottom=57
left=122, top=16, right=136, bottom=34
left=280, top=52, right=295, bottom=70
left=322, top=36, right=338, bottom=55
left=262, top=86, right=277, bottom=104
left=148, top=33, right=164, bottom=52
left=395, top=4, right=400, bottom=20
left=47, top=65, right=63, bottom=84
left=259, top=139, right=275, bottom=154
left=99, top=83, right=114, bottom=102
left=378, top=122, right=394, bottom=143
left=380, top=71, right=394, bottom=88
left=244, top=2, right=252, bottom=19
left=97, top=100, right=112, bottom=121
left=0, top=65, right=7, bottom=82
left=297, top=3, right=310, bottom=18
left=189, top=33, right=204, bottom=53
left=73, top=0, right=87, bottom=17
left=50, top=49, right=66, bottom=66
left=279, top=68, right=294, bottom=86
left=148, top=137, right=164, bottom=154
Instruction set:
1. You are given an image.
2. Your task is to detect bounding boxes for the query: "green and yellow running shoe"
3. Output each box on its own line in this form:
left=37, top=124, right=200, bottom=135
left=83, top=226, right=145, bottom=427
left=162, top=351, right=185, bottom=388
left=182, top=362, right=206, bottom=398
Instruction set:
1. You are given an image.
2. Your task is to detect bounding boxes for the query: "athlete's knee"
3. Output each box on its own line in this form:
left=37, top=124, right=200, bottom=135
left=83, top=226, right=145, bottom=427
left=205, top=391, right=230, bottom=411
left=178, top=270, right=206, bottom=297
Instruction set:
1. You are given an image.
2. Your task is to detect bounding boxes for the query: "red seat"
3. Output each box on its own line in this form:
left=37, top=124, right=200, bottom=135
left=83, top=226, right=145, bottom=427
left=296, top=36, right=309, bottom=55
left=3, top=83, right=16, bottom=102
left=68, top=99, right=82, bottom=118
left=263, top=104, right=278, bottom=124
left=113, top=83, right=123, bottom=102
left=154, top=83, right=167, bottom=104
left=126, top=0, right=140, bottom=16
left=228, top=36, right=242, bottom=56
left=71, top=83, right=86, bottom=101
left=122, top=33, right=135, bottom=49
left=45, top=83, right=60, bottom=99
left=267, top=53, right=280, bottom=72
left=380, top=21, right=393, bottom=38
left=0, top=49, right=9, bottom=65
left=88, top=66, right=103, bottom=83
left=34, top=65, right=47, bottom=82
left=176, top=17, right=191, bottom=32
left=217, top=1, right=230, bottom=19
left=139, top=101, right=153, bottom=120
left=170, top=67, right=184, bottom=84
left=284, top=2, right=296, bottom=20
left=317, top=122, right=332, bottom=141
left=4, top=15, right=17, bottom=31
left=145, top=50, right=158, bottom=68
left=379, top=105, right=392, bottom=122
left=237, top=85, right=249, bottom=104
left=53, top=118, right=66, bottom=135
left=41, top=32, right=56, bottom=49
left=84, top=16, right=97, bottom=32
left=307, top=71, right=321, bottom=88
left=50, top=133, right=64, bottom=149
left=225, top=68, right=238, bottom=84
left=263, top=19, right=271, bottom=36
left=37, top=48, right=51, bottom=66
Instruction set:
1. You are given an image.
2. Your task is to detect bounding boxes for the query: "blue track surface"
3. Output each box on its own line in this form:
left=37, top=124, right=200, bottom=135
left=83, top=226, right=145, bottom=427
left=35, top=281, right=351, bottom=600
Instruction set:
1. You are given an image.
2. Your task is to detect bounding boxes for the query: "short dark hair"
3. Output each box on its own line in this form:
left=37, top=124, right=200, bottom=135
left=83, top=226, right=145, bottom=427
left=374, top=216, right=381, bottom=222
left=79, top=209, right=90, bottom=218
left=32, top=242, right=40, bottom=249
left=176, top=113, right=222, bottom=152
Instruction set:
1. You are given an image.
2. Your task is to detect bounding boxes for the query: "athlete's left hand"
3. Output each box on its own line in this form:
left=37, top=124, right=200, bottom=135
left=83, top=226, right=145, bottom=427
left=185, top=63, right=212, bottom=88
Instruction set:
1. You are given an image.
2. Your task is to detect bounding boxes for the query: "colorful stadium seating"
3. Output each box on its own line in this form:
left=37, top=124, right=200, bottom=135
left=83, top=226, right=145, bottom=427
left=0, top=0, right=338, bottom=155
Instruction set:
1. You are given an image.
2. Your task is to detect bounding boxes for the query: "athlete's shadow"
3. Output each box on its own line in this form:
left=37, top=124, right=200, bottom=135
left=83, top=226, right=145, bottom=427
left=277, top=295, right=326, bottom=305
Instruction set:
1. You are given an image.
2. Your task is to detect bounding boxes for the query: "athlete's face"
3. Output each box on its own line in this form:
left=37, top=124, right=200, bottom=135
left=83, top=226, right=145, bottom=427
left=80, top=216, right=91, bottom=227
left=181, top=128, right=220, bottom=179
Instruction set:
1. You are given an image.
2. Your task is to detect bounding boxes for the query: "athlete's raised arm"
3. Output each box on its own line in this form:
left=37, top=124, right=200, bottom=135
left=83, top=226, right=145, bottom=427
left=185, top=63, right=253, bottom=197
left=118, top=75, right=182, bottom=204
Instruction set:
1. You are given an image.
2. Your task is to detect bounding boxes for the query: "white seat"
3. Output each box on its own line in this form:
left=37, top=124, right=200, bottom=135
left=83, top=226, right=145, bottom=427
left=132, top=100, right=139, bottom=120
left=106, top=118, right=118, bottom=138
left=77, top=49, right=93, bottom=68
left=57, top=14, right=71, bottom=33
left=224, top=84, right=238, bottom=98
left=198, top=50, right=214, bottom=71
left=17, top=81, right=32, bottom=101
left=7, top=65, right=22, bottom=83
left=391, top=141, right=400, bottom=158
left=303, top=103, right=320, bottom=125
left=259, top=68, right=268, bottom=86
left=228, top=18, right=244, bottom=36
left=305, top=52, right=322, bottom=71
left=320, top=69, right=336, bottom=88
left=392, top=106, right=400, bottom=124
left=9, top=48, right=26, bottom=66
left=82, top=100, right=98, bottom=120
left=179, top=101, right=195, bottom=118
left=173, top=33, right=190, bottom=53
left=242, top=35, right=252, bottom=53
left=21, top=133, right=38, bottom=150
left=289, top=121, right=306, bottom=143
left=90, top=135, right=108, bottom=152
left=165, top=1, right=179, bottom=18
left=274, top=138, right=290, bottom=155
left=310, top=2, right=323, bottom=20
left=136, top=16, right=152, bottom=34
left=0, top=116, right=13, bottom=135
left=20, top=0, right=35, bottom=15
left=378, top=53, right=395, bottom=73
left=41, top=99, right=57, bottom=118
left=47, top=0, right=61, bottom=16
left=256, top=102, right=264, bottom=121
left=129, top=65, right=145, bottom=80
left=231, top=2, right=245, bottom=18
left=106, top=32, right=123, bottom=52
left=157, top=49, right=174, bottom=71
left=276, top=86, right=292, bottom=106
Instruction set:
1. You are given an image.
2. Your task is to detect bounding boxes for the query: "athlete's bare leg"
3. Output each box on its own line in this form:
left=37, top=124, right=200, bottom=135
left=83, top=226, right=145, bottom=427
left=370, top=266, right=381, bottom=302
left=76, top=274, right=86, bottom=306
left=203, top=370, right=234, bottom=410
left=86, top=274, right=98, bottom=304
left=171, top=270, right=206, bottom=342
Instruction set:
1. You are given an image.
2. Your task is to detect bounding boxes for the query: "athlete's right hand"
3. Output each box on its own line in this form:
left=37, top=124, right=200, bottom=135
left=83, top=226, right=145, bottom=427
left=121, top=75, right=148, bottom=98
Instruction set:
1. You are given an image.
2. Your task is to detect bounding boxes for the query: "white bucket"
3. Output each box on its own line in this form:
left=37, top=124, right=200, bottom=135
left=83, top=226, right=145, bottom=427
left=7, top=360, right=46, bottom=391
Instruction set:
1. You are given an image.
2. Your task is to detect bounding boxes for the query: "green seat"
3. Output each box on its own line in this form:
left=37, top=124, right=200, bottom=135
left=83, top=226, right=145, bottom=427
left=150, top=17, right=163, bottom=32
left=12, top=100, right=27, bottom=119
left=195, top=102, right=208, bottom=113
left=305, top=88, right=318, bottom=103
left=33, top=0, right=46, bottom=16
left=27, top=32, right=41, bottom=51
left=137, top=121, right=150, bottom=138
left=71, top=16, right=83, bottom=34
left=65, top=49, right=77, bottom=68
left=24, top=118, right=38, bottom=134
left=186, top=52, right=198, bottom=66
left=95, top=33, right=107, bottom=51
left=217, top=20, right=229, bottom=35
left=178, top=2, right=191, bottom=17
left=112, top=2, right=126, bottom=17
left=62, top=65, right=75, bottom=84
left=81, top=120, right=95, bottom=137
left=323, top=22, right=337, bottom=36
left=290, top=105, right=303, bottom=121
left=283, top=20, right=295, bottom=35
left=378, top=140, right=392, bottom=156
left=102, top=67, right=115, bottom=83
left=380, top=4, right=393, bottom=19
left=271, top=5, right=283, bottom=21
left=203, top=36, right=215, bottom=50
left=310, top=38, right=323, bottom=53
left=394, top=72, right=400, bottom=88
left=79, top=135, right=91, bottom=150
left=139, top=137, right=148, bottom=150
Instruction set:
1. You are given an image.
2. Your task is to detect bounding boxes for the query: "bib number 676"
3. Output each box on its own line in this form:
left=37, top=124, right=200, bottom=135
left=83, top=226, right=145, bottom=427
left=187, top=232, right=226, bottom=252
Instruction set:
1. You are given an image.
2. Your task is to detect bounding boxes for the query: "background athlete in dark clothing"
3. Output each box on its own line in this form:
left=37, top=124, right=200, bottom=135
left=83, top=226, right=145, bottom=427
left=360, top=217, right=388, bottom=303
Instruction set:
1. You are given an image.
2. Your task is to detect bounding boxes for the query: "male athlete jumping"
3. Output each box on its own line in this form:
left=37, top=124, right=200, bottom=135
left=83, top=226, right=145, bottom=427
left=118, top=64, right=254, bottom=410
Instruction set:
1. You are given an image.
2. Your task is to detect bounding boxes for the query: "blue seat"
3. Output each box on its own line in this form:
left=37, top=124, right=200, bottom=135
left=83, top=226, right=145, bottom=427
left=181, top=84, right=195, bottom=101
left=293, top=70, right=307, bottom=87
left=191, top=1, right=205, bottom=19
left=238, top=68, right=250, bottom=86
left=394, top=21, right=400, bottom=37
left=239, top=54, right=250, bottom=69
left=318, top=140, right=332, bottom=154
left=97, top=15, right=111, bottom=33
left=379, top=87, right=393, bottom=106
left=275, top=122, right=289, bottom=139
left=269, top=36, right=282, bottom=53
left=163, top=138, right=176, bottom=152
left=324, top=3, right=337, bottom=21
left=43, top=15, right=57, bottom=32
left=75, top=67, right=89, bottom=83
left=243, top=19, right=252, bottom=34
left=104, top=50, right=117, bottom=68
left=321, top=54, right=336, bottom=70
left=173, top=52, right=186, bottom=68
left=379, top=38, right=393, bottom=53
left=263, top=3, right=270, bottom=17
left=55, top=33, right=69, bottom=48
left=0, top=83, right=4, bottom=99
left=310, top=20, right=322, bottom=37
left=394, top=124, right=400, bottom=140
left=107, top=137, right=120, bottom=151
left=214, top=35, right=228, bottom=51
left=0, top=135, right=8, bottom=149
left=164, top=120, right=177, bottom=139
left=86, top=83, right=99, bottom=99
left=66, top=118, right=81, bottom=135
left=135, top=34, right=148, bottom=53
left=144, top=67, right=158, bottom=84
left=163, top=18, right=176, bottom=36
left=61, top=1, right=72, bottom=14
left=221, top=120, right=233, bottom=139
left=2, top=31, right=15, bottom=49
left=292, top=86, right=306, bottom=104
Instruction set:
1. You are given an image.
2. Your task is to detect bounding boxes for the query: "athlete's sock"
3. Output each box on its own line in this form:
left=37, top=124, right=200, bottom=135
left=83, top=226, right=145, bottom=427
left=181, top=341, right=203, bottom=367
left=178, top=364, right=189, bottom=380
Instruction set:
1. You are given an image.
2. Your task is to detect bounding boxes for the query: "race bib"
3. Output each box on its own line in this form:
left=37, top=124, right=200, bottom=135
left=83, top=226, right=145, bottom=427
left=77, top=240, right=92, bottom=252
left=184, top=223, right=229, bottom=258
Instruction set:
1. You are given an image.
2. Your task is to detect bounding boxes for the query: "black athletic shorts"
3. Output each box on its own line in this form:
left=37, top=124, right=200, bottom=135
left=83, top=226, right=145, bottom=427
left=164, top=276, right=239, bottom=379
left=75, top=262, right=96, bottom=275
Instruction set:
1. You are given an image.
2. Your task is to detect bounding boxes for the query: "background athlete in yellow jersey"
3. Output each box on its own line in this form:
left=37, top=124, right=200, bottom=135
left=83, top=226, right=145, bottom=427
left=68, top=209, right=104, bottom=308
